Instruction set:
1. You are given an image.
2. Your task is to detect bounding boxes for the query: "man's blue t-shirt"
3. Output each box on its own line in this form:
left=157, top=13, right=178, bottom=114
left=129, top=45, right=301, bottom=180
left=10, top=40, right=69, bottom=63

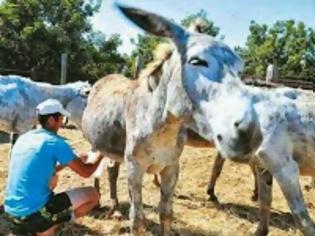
left=4, top=128, right=76, bottom=217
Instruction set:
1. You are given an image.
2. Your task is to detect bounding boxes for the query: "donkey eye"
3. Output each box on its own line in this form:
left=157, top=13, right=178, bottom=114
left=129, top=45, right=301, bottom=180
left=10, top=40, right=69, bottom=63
left=234, top=121, right=240, bottom=127
left=188, top=57, right=208, bottom=67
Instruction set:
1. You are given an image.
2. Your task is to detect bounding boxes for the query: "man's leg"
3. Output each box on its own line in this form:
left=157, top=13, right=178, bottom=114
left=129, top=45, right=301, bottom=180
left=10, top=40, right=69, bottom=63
left=66, top=186, right=100, bottom=218
left=36, top=225, right=59, bottom=236
left=34, top=186, right=99, bottom=236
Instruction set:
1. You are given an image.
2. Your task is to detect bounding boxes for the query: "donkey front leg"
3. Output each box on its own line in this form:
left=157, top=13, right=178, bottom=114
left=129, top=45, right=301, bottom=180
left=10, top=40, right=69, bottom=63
left=126, top=160, right=145, bottom=236
left=159, top=164, right=179, bottom=236
left=207, top=152, right=225, bottom=202
left=274, top=163, right=315, bottom=236
left=254, top=166, right=273, bottom=236
left=258, top=150, right=315, bottom=236
left=107, top=161, right=121, bottom=214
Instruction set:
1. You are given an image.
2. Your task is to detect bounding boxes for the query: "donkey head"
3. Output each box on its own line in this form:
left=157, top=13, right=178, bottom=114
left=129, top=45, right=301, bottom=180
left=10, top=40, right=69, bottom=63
left=201, top=84, right=261, bottom=162
left=65, top=81, right=91, bottom=97
left=63, top=81, right=90, bottom=128
left=118, top=5, right=243, bottom=107
left=65, top=95, right=87, bottom=129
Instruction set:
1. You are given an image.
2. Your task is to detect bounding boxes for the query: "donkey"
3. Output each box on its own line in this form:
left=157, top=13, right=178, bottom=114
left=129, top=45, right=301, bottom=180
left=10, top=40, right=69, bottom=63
left=82, top=4, right=245, bottom=235
left=0, top=75, right=90, bottom=144
left=199, top=77, right=315, bottom=236
left=205, top=85, right=312, bottom=203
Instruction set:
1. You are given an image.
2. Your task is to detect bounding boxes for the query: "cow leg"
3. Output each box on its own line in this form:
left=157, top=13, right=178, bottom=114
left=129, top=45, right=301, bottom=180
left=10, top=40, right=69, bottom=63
left=126, top=159, right=145, bottom=236
left=107, top=161, right=120, bottom=214
left=159, top=164, right=179, bottom=236
left=207, top=153, right=225, bottom=202
left=254, top=166, right=273, bottom=236
left=258, top=149, right=315, bottom=236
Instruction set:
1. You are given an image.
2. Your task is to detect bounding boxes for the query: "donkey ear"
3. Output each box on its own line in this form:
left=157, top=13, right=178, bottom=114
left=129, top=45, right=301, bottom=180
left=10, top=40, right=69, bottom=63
left=117, top=4, right=188, bottom=49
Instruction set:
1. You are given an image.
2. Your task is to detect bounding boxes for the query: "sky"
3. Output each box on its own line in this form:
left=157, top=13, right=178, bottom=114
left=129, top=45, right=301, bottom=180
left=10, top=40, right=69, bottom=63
left=91, top=0, right=315, bottom=54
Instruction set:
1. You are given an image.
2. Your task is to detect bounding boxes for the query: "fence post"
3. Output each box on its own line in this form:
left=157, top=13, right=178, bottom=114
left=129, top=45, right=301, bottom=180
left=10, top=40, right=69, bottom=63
left=265, top=64, right=278, bottom=83
left=134, top=55, right=144, bottom=79
left=60, top=53, right=67, bottom=85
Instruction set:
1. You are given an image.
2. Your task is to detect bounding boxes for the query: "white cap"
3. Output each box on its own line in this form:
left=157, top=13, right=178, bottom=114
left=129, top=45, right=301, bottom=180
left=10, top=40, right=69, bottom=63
left=36, top=99, right=70, bottom=117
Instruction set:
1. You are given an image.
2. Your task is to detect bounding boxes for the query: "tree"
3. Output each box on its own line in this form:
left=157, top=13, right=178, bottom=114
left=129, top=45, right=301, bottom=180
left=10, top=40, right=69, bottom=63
left=0, top=0, right=126, bottom=83
left=236, top=20, right=315, bottom=82
left=124, top=34, right=164, bottom=78
left=125, top=10, right=220, bottom=78
left=181, top=9, right=220, bottom=37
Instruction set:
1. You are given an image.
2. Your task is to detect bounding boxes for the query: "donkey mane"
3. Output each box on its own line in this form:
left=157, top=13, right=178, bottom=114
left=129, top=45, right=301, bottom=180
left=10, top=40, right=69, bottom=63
left=138, top=43, right=174, bottom=80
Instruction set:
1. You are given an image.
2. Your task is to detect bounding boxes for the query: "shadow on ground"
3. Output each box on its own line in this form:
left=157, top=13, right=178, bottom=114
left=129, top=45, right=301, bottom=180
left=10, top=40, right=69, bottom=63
left=219, top=202, right=295, bottom=231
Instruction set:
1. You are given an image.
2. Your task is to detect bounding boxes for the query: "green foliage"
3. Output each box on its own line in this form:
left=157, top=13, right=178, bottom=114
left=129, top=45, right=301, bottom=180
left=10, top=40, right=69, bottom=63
left=0, top=0, right=126, bottom=83
left=236, top=20, right=315, bottom=82
left=124, top=34, right=164, bottom=78
left=181, top=9, right=220, bottom=37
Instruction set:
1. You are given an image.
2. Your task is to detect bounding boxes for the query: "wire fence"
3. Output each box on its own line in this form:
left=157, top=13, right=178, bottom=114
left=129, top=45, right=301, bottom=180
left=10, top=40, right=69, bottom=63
left=0, top=67, right=61, bottom=84
left=0, top=67, right=313, bottom=90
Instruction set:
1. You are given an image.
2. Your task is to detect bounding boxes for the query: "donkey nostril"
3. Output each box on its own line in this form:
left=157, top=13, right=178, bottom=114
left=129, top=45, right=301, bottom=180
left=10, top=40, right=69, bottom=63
left=234, top=121, right=240, bottom=128
left=217, top=134, right=223, bottom=142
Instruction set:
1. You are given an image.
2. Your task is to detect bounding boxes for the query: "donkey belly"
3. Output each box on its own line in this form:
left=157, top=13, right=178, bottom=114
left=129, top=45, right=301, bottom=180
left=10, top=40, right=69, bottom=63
left=133, top=124, right=186, bottom=174
left=82, top=75, right=131, bottom=163
left=294, top=143, right=315, bottom=176
left=82, top=107, right=126, bottom=162
left=290, top=121, right=315, bottom=176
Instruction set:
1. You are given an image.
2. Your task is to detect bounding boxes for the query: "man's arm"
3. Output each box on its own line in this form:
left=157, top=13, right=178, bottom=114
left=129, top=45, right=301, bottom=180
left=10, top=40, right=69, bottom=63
left=67, top=152, right=104, bottom=178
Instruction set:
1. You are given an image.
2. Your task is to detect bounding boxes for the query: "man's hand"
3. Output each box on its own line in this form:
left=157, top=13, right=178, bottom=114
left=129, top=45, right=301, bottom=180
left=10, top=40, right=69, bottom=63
left=68, top=151, right=105, bottom=178
left=85, top=151, right=104, bottom=164
left=55, top=165, right=65, bottom=172
left=78, top=153, right=89, bottom=163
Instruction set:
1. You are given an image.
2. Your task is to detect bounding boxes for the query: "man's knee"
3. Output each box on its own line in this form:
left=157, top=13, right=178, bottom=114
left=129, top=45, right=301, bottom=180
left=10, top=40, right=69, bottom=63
left=66, top=186, right=100, bottom=209
left=89, top=187, right=100, bottom=204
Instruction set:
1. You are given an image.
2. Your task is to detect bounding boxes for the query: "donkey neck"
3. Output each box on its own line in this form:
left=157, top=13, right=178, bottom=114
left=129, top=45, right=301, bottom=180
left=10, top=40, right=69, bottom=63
left=165, top=51, right=193, bottom=118
left=33, top=82, right=78, bottom=105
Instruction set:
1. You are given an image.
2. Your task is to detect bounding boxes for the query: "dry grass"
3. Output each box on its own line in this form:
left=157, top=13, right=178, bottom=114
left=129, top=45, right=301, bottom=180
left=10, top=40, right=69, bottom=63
left=0, top=128, right=314, bottom=236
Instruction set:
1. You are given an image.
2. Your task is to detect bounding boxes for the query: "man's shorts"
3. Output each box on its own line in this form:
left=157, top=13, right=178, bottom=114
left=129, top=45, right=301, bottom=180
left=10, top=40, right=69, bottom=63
left=6, top=192, right=73, bottom=234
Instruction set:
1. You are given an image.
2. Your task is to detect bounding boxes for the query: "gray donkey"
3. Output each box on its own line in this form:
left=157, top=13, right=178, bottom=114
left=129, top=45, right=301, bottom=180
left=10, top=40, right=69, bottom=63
left=200, top=77, right=315, bottom=236
left=82, top=5, right=243, bottom=235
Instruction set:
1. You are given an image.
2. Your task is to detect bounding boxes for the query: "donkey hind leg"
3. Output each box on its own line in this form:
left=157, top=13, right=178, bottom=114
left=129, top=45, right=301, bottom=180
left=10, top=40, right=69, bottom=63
left=153, top=174, right=161, bottom=187
left=250, top=162, right=259, bottom=202
left=254, top=166, right=273, bottom=236
left=159, top=164, right=179, bottom=236
left=258, top=150, right=315, bottom=236
left=107, top=161, right=121, bottom=216
left=94, top=178, right=101, bottom=208
left=126, top=160, right=145, bottom=236
left=207, top=152, right=225, bottom=202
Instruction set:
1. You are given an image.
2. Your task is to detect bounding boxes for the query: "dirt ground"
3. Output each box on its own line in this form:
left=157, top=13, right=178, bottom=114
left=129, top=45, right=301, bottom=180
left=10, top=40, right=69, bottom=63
left=0, top=128, right=314, bottom=236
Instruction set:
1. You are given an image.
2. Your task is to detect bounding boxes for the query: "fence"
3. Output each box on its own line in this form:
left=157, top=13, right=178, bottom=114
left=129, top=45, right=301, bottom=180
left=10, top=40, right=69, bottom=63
left=271, top=78, right=313, bottom=90
left=242, top=76, right=313, bottom=91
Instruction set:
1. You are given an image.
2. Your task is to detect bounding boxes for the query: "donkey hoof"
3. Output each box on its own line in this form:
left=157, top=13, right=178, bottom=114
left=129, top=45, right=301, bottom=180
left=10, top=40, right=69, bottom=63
left=132, top=226, right=146, bottom=236
left=111, top=210, right=123, bottom=220
left=207, top=194, right=219, bottom=203
left=107, top=204, right=123, bottom=220
left=251, top=192, right=258, bottom=202
left=303, top=224, right=315, bottom=236
left=253, top=226, right=268, bottom=236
